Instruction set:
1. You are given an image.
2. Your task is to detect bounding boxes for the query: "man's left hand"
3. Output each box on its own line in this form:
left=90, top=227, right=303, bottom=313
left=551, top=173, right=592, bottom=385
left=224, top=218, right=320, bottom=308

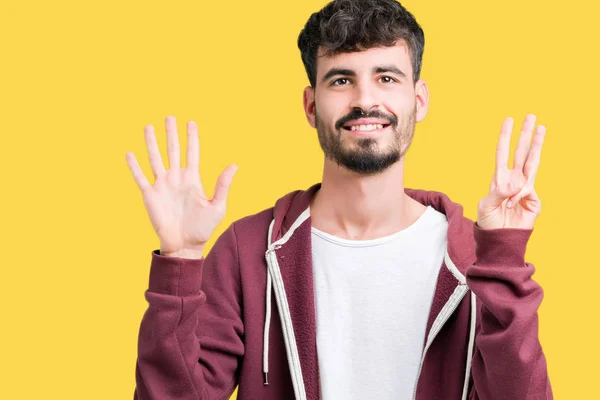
left=477, top=113, right=546, bottom=230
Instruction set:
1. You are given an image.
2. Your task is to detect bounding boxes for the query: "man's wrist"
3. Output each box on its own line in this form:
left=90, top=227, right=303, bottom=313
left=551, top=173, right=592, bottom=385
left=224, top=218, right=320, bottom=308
left=160, top=247, right=205, bottom=259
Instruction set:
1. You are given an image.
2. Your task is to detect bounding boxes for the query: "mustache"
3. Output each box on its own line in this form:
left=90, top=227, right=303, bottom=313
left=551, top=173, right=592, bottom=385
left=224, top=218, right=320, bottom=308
left=335, top=109, right=398, bottom=130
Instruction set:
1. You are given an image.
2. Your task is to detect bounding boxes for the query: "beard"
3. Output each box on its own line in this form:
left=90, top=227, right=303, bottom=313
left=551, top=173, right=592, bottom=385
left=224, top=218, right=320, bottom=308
left=315, top=105, right=417, bottom=175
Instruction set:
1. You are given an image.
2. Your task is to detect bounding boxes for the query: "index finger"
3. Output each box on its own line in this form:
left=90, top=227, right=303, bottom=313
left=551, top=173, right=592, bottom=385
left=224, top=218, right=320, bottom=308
left=496, top=117, right=514, bottom=172
left=524, top=124, right=546, bottom=184
left=125, top=152, right=151, bottom=192
left=186, top=120, right=200, bottom=172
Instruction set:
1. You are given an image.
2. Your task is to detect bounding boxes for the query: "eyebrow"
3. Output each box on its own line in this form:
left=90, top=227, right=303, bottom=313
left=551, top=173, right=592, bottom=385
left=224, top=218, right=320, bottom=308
left=374, top=65, right=407, bottom=78
left=320, top=64, right=407, bottom=84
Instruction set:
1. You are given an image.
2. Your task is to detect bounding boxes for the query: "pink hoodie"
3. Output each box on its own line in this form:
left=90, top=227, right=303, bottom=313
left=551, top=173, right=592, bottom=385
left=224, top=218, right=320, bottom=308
left=134, top=183, right=553, bottom=399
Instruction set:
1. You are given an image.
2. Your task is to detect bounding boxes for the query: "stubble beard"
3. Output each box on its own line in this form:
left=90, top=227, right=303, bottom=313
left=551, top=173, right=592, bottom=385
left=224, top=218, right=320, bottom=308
left=315, top=105, right=417, bottom=176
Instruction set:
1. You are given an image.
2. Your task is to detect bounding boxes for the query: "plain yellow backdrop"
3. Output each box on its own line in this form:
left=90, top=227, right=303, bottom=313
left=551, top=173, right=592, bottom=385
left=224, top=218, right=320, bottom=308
left=1, top=0, right=598, bottom=398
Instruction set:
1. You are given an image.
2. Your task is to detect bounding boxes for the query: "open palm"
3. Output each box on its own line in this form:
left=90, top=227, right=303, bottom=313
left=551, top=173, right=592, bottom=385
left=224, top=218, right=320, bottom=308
left=125, top=116, right=237, bottom=257
left=477, top=114, right=546, bottom=230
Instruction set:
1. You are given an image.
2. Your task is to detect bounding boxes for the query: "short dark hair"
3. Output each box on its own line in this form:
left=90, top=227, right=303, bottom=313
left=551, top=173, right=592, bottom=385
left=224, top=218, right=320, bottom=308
left=297, top=0, right=425, bottom=87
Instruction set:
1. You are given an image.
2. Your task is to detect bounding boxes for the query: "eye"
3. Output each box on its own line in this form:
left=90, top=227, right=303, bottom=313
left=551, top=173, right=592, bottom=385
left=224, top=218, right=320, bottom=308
left=332, top=78, right=350, bottom=86
left=379, top=76, right=397, bottom=83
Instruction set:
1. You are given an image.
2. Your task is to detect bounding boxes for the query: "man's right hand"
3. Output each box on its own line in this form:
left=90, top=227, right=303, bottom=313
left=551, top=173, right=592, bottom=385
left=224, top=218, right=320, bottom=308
left=125, top=115, right=237, bottom=259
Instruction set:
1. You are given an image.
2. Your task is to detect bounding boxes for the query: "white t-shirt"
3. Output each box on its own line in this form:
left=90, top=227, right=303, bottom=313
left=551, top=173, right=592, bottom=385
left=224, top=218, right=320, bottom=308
left=311, top=205, right=448, bottom=399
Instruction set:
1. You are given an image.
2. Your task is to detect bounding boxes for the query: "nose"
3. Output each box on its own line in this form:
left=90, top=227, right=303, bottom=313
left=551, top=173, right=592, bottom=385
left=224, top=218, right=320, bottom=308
left=349, top=81, right=379, bottom=113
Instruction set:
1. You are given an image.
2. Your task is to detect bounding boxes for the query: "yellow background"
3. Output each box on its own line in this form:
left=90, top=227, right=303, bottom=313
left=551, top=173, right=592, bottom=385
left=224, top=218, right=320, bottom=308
left=1, top=0, right=598, bottom=398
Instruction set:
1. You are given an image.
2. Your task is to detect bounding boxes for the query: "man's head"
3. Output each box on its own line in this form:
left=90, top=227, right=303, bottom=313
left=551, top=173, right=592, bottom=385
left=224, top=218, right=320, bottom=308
left=297, top=0, right=429, bottom=175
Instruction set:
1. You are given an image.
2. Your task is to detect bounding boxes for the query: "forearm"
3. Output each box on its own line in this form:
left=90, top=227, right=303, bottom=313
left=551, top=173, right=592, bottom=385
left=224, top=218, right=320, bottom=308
left=466, top=223, right=552, bottom=399
left=135, top=223, right=244, bottom=399
left=135, top=251, right=209, bottom=399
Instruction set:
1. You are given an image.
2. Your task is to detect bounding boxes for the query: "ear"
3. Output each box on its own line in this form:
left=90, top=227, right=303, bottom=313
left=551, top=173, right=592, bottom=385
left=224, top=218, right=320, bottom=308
left=414, top=78, right=429, bottom=122
left=303, top=86, right=316, bottom=128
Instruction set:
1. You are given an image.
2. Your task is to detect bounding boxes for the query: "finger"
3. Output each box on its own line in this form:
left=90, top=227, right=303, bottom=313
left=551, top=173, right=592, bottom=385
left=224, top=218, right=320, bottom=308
left=484, top=171, right=526, bottom=207
left=165, top=115, right=181, bottom=170
left=524, top=124, right=546, bottom=184
left=484, top=180, right=523, bottom=208
left=213, top=164, right=239, bottom=205
left=507, top=185, right=530, bottom=208
left=125, top=152, right=152, bottom=192
left=513, top=113, right=536, bottom=171
left=186, top=120, right=200, bottom=172
left=519, top=188, right=542, bottom=214
left=496, top=117, right=514, bottom=173
left=144, top=125, right=166, bottom=178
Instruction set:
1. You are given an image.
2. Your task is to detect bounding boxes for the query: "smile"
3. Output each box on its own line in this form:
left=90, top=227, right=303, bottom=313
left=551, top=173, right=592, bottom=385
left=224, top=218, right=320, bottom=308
left=343, top=123, right=390, bottom=136
left=349, top=124, right=384, bottom=131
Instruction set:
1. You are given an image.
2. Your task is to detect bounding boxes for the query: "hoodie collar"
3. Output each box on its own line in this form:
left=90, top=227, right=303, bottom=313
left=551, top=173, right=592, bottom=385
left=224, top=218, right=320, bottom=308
left=272, top=182, right=476, bottom=273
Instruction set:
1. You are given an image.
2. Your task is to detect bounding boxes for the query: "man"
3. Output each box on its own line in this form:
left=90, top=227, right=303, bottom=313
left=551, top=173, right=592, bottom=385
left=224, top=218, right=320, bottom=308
left=126, top=0, right=552, bottom=398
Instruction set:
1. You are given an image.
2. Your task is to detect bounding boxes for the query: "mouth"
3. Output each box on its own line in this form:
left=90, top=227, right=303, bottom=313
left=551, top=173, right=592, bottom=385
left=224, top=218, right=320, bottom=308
left=342, top=123, right=391, bottom=136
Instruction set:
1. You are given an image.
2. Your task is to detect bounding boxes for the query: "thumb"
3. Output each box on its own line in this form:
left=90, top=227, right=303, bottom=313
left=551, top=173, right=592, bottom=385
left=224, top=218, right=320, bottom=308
left=481, top=178, right=524, bottom=209
left=213, top=164, right=238, bottom=205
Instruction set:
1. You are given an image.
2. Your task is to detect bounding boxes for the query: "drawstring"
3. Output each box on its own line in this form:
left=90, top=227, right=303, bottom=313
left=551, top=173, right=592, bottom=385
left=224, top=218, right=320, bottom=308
left=444, top=251, right=478, bottom=399
left=263, top=262, right=272, bottom=385
left=263, top=218, right=276, bottom=386
left=461, top=290, right=477, bottom=400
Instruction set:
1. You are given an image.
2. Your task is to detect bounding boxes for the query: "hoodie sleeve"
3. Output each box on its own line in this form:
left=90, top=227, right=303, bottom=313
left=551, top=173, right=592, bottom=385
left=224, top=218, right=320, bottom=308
left=466, top=223, right=553, bottom=400
left=134, top=223, right=244, bottom=400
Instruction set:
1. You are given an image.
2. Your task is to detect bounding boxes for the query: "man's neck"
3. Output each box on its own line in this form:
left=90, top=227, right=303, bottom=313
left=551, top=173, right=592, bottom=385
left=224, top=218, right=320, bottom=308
left=310, top=157, right=427, bottom=240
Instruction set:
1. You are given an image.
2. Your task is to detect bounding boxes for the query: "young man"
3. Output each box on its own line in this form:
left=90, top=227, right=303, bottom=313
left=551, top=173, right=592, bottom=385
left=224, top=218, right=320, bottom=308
left=126, top=0, right=552, bottom=399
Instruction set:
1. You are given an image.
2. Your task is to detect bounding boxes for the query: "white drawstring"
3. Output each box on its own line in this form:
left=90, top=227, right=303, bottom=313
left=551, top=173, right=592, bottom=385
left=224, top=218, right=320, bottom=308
left=263, top=262, right=272, bottom=385
left=263, top=219, right=276, bottom=386
left=461, top=290, right=477, bottom=400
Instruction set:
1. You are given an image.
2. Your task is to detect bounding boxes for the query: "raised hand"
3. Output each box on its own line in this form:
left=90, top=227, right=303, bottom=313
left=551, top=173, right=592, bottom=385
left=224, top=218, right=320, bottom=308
left=477, top=114, right=546, bottom=230
left=125, top=115, right=238, bottom=258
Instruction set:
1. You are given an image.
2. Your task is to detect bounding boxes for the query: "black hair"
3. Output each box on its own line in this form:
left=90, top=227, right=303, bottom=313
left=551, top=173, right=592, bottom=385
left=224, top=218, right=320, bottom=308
left=297, top=0, right=425, bottom=87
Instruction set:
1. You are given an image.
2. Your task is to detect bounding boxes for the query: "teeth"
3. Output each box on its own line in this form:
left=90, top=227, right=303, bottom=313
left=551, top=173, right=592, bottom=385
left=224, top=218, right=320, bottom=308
left=350, top=124, right=384, bottom=131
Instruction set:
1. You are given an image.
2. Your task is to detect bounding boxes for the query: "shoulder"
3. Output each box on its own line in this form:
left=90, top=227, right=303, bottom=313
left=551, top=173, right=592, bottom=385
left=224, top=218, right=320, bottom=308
left=221, top=206, right=275, bottom=259
left=231, top=206, right=274, bottom=237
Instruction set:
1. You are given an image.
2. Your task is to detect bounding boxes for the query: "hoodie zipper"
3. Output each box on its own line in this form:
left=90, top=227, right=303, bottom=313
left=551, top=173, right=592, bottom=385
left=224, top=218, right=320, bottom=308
left=265, top=243, right=307, bottom=400
left=412, top=285, right=469, bottom=400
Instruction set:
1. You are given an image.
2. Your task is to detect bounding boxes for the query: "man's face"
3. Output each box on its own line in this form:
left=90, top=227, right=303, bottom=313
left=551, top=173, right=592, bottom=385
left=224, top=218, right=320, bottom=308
left=304, top=41, right=427, bottom=175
